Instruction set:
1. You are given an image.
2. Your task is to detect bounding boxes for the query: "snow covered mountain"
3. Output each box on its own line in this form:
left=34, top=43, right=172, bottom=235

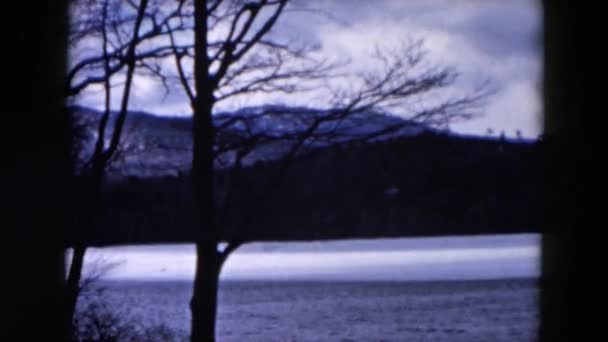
left=71, top=105, right=436, bottom=177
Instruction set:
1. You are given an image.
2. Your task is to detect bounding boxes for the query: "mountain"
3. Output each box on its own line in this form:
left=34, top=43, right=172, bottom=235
left=67, top=105, right=542, bottom=245
left=70, top=104, right=438, bottom=177
left=69, top=113, right=542, bottom=244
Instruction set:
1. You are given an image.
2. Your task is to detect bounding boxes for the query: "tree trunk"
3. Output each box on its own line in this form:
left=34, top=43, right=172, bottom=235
left=190, top=0, right=220, bottom=340
left=190, top=242, right=221, bottom=341
left=65, top=245, right=86, bottom=340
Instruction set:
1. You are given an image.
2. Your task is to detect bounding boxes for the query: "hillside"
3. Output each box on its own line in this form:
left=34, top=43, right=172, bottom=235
left=67, top=106, right=542, bottom=245
left=70, top=105, right=437, bottom=177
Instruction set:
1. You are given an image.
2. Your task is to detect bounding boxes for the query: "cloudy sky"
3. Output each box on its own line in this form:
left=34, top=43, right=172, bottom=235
left=72, top=1, right=543, bottom=281
left=307, top=0, right=543, bottom=138
left=76, top=0, right=542, bottom=138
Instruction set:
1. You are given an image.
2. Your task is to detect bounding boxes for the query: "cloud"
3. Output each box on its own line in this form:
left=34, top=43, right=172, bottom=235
left=305, top=0, right=543, bottom=136
left=452, top=80, right=542, bottom=137
left=73, top=0, right=542, bottom=136
left=445, top=1, right=542, bottom=58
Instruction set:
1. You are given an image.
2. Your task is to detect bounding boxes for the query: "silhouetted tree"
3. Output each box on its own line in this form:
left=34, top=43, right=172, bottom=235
left=68, top=1, right=489, bottom=340
left=179, top=1, right=488, bottom=340
left=65, top=0, right=155, bottom=338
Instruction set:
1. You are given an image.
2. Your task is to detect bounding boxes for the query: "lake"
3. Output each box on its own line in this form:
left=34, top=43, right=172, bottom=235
left=78, top=278, right=539, bottom=341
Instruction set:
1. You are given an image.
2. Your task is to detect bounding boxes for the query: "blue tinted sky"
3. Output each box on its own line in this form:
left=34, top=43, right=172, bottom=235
left=75, top=0, right=542, bottom=138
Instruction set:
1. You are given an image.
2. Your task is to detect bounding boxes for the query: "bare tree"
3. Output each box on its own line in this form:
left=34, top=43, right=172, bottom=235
left=65, top=0, right=154, bottom=338
left=174, top=1, right=489, bottom=341
left=69, top=1, right=490, bottom=341
left=69, top=255, right=186, bottom=341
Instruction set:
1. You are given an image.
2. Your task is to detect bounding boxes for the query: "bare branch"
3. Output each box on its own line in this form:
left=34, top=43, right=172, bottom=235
left=101, top=0, right=149, bottom=164
left=68, top=0, right=192, bottom=96
left=91, top=0, right=113, bottom=168
left=208, top=0, right=224, bottom=15
left=166, top=21, right=195, bottom=106
left=218, top=240, right=244, bottom=267
left=212, top=0, right=287, bottom=87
